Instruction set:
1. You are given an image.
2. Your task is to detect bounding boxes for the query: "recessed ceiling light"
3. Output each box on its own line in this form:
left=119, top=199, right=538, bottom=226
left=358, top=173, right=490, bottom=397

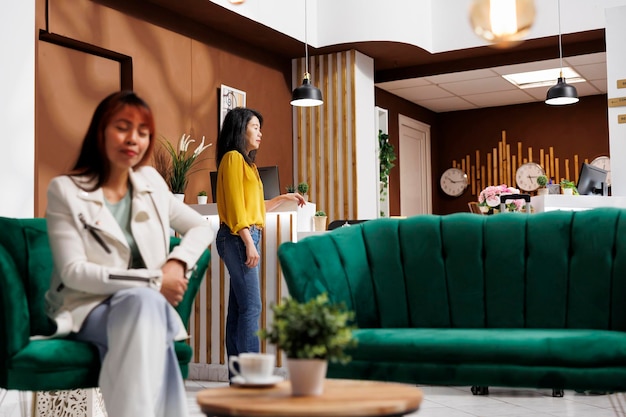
left=503, top=67, right=585, bottom=89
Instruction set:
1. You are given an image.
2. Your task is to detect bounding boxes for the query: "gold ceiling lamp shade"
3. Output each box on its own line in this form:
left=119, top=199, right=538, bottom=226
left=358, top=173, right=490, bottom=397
left=291, top=0, right=323, bottom=107
left=545, top=0, right=579, bottom=105
left=469, top=0, right=536, bottom=48
left=228, top=0, right=246, bottom=4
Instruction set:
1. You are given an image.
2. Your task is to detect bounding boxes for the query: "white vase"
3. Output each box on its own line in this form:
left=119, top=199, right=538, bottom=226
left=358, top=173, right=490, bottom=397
left=174, top=193, right=185, bottom=202
left=197, top=195, right=208, bottom=204
left=537, top=188, right=549, bottom=196
left=287, top=358, right=327, bottom=396
left=313, top=216, right=327, bottom=231
left=562, top=188, right=574, bottom=195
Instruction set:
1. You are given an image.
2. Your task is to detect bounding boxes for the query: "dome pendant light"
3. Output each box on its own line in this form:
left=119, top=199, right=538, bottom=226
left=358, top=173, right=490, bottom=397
left=291, top=0, right=323, bottom=107
left=545, top=0, right=579, bottom=105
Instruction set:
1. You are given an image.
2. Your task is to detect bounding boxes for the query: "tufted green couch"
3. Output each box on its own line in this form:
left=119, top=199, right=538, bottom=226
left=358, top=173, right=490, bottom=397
left=278, top=208, right=626, bottom=393
left=0, top=217, right=210, bottom=392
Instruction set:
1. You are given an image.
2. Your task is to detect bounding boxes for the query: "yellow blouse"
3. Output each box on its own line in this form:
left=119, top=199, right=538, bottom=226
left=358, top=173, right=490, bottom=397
left=216, top=151, right=266, bottom=234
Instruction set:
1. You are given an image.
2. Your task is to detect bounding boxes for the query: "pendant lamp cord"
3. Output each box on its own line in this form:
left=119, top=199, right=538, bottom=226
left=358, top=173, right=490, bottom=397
left=557, top=0, right=563, bottom=77
left=304, top=0, right=309, bottom=76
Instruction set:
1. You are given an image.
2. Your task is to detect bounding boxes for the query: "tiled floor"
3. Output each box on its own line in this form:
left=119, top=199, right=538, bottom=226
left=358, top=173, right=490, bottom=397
left=3, top=382, right=626, bottom=417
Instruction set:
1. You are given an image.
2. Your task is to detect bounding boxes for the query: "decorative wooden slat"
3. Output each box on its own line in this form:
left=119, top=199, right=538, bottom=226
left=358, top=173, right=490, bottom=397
left=350, top=50, right=358, bottom=219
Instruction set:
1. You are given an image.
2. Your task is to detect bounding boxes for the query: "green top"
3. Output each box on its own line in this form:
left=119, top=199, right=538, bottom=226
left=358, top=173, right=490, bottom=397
left=104, top=187, right=146, bottom=268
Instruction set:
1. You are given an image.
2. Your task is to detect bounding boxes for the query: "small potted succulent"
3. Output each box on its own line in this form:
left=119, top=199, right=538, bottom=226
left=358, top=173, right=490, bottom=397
left=297, top=182, right=310, bottom=202
left=314, top=210, right=327, bottom=231
left=285, top=184, right=296, bottom=193
left=536, top=175, right=548, bottom=196
left=197, top=190, right=208, bottom=204
left=258, top=293, right=356, bottom=396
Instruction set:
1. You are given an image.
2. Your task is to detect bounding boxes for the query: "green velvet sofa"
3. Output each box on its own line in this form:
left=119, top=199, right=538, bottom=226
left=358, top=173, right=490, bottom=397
left=0, top=217, right=210, bottom=392
left=278, top=208, right=626, bottom=393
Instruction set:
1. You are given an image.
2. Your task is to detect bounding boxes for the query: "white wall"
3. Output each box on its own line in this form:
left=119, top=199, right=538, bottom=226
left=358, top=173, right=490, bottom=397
left=0, top=1, right=35, bottom=217
left=211, top=0, right=626, bottom=52
left=354, top=51, right=378, bottom=220
left=605, top=5, right=626, bottom=196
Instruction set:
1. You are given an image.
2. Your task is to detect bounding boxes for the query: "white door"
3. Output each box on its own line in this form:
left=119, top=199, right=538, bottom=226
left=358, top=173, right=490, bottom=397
left=399, top=115, right=432, bottom=216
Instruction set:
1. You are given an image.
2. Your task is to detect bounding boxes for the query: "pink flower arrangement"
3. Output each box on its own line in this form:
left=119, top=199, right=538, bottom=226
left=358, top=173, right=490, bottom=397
left=478, top=184, right=526, bottom=211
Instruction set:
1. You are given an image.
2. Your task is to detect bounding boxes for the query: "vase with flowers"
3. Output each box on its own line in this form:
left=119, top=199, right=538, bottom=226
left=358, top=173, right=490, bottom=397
left=478, top=184, right=527, bottom=214
left=157, top=134, right=212, bottom=198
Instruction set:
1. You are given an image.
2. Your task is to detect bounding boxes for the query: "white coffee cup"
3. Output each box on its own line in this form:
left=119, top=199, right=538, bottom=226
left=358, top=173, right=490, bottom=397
left=228, top=353, right=275, bottom=383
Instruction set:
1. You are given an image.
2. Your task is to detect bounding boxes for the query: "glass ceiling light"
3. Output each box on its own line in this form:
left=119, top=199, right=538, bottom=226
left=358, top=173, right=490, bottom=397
left=469, top=0, right=536, bottom=48
left=545, top=0, right=579, bottom=105
left=291, top=0, right=323, bottom=107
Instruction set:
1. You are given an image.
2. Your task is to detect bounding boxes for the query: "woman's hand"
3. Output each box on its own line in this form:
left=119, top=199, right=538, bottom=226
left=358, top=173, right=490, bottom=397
left=160, top=259, right=188, bottom=306
left=245, top=242, right=260, bottom=268
left=289, top=192, right=307, bottom=207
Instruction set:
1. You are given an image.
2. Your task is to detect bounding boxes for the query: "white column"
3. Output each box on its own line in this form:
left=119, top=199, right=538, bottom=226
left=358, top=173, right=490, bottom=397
left=0, top=1, right=35, bottom=217
left=605, top=5, right=626, bottom=196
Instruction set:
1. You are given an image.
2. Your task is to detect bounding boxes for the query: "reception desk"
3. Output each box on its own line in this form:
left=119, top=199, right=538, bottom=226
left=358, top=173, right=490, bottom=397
left=185, top=202, right=315, bottom=381
left=531, top=195, right=626, bottom=212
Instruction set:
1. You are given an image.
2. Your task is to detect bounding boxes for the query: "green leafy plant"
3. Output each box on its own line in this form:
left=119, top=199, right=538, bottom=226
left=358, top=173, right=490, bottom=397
left=286, top=184, right=296, bottom=193
left=258, top=293, right=356, bottom=363
left=315, top=210, right=326, bottom=217
left=536, top=175, right=548, bottom=188
left=378, top=130, right=396, bottom=199
left=297, top=182, right=309, bottom=195
left=197, top=190, right=207, bottom=196
left=560, top=179, right=579, bottom=194
left=159, top=134, right=212, bottom=194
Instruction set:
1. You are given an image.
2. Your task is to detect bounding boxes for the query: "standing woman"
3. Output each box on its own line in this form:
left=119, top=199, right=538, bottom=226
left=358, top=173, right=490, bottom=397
left=44, top=91, right=213, bottom=417
left=215, top=107, right=304, bottom=368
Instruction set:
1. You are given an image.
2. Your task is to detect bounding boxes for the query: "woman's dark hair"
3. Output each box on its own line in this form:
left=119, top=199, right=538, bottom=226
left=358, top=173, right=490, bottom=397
left=70, top=90, right=155, bottom=190
left=216, top=107, right=263, bottom=167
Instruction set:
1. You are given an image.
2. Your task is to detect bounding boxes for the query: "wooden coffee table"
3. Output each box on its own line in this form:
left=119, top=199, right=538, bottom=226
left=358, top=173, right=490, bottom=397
left=197, top=378, right=423, bottom=417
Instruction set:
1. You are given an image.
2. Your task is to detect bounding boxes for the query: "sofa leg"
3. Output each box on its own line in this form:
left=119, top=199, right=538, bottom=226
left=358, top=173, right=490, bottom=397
left=552, top=389, right=564, bottom=397
left=471, top=386, right=489, bottom=395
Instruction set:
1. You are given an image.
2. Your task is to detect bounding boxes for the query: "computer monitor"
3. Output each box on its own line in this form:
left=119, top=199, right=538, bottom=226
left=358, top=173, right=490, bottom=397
left=210, top=165, right=281, bottom=203
left=576, top=163, right=608, bottom=196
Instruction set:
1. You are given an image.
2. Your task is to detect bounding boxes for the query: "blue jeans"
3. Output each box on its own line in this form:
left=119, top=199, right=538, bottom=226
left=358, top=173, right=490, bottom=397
left=216, top=224, right=262, bottom=363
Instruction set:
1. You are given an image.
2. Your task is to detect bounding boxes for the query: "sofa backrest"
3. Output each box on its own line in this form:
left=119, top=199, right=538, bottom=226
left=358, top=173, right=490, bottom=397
left=0, top=217, right=56, bottom=337
left=278, top=208, right=626, bottom=331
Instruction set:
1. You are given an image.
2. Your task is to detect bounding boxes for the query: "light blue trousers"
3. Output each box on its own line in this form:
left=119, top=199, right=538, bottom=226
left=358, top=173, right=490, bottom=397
left=73, top=287, right=188, bottom=417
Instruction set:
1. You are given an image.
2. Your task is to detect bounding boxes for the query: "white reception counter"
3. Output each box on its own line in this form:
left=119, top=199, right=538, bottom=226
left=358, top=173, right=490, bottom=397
left=531, top=195, right=626, bottom=212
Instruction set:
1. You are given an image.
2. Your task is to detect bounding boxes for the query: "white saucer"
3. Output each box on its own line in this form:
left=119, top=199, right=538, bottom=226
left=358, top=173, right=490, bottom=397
left=231, top=375, right=283, bottom=388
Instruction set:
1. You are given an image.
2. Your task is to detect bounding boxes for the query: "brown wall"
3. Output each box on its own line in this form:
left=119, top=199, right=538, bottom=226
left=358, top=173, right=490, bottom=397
left=375, top=87, right=609, bottom=215
left=34, top=0, right=294, bottom=216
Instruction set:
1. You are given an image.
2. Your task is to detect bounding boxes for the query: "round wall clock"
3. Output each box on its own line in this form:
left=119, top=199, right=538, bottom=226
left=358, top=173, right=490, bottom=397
left=590, top=156, right=611, bottom=186
left=515, top=162, right=545, bottom=191
left=440, top=167, right=468, bottom=197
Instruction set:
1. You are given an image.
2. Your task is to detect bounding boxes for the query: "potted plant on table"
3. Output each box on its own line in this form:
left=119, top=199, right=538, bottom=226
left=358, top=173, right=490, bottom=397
left=285, top=184, right=296, bottom=193
left=314, top=211, right=327, bottom=231
left=560, top=179, right=579, bottom=195
left=297, top=182, right=309, bottom=202
left=258, top=293, right=356, bottom=396
left=536, top=175, right=549, bottom=196
left=197, top=190, right=208, bottom=204
left=157, top=133, right=212, bottom=200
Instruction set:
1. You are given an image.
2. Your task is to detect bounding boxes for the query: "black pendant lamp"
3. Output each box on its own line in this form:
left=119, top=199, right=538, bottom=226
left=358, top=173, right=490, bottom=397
left=291, top=0, right=323, bottom=107
left=545, top=0, right=579, bottom=105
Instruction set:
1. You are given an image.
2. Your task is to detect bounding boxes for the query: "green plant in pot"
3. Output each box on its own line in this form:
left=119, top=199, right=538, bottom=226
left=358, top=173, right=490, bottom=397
left=536, top=175, right=548, bottom=196
left=560, top=179, right=579, bottom=195
left=197, top=190, right=208, bottom=204
left=258, top=293, right=356, bottom=396
left=285, top=184, right=296, bottom=193
left=313, top=211, right=327, bottom=231
left=297, top=182, right=310, bottom=202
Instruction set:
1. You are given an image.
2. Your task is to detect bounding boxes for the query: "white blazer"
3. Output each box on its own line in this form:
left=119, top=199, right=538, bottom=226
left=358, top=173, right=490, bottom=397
left=43, top=166, right=214, bottom=338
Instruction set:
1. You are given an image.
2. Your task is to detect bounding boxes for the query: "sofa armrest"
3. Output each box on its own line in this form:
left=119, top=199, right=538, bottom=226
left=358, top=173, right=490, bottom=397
left=0, top=245, right=30, bottom=382
left=169, top=237, right=211, bottom=328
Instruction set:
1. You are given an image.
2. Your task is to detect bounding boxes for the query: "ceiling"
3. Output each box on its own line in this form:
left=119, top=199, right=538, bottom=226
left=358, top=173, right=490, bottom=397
left=98, top=0, right=608, bottom=113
